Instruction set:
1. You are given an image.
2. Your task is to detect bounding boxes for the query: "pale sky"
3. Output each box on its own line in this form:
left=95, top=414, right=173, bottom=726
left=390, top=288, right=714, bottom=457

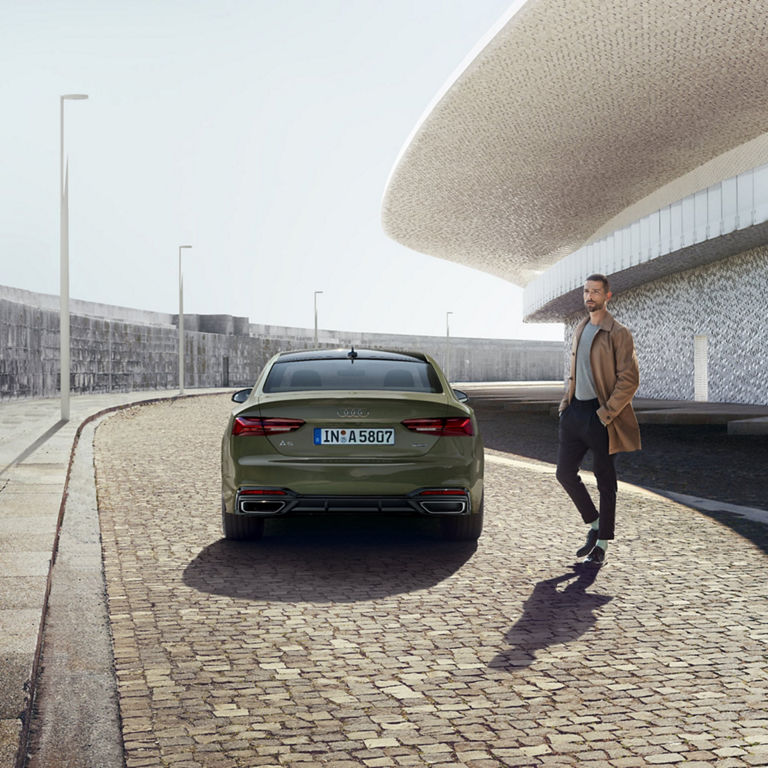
left=0, top=0, right=563, bottom=341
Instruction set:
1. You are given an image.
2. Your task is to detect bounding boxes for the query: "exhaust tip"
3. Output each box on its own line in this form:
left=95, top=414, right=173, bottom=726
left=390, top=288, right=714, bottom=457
left=238, top=500, right=286, bottom=515
left=414, top=488, right=470, bottom=515
left=237, top=487, right=291, bottom=515
left=418, top=500, right=467, bottom=515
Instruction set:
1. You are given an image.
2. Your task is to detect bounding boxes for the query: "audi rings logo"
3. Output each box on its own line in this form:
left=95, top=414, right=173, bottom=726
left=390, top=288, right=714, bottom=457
left=337, top=407, right=370, bottom=418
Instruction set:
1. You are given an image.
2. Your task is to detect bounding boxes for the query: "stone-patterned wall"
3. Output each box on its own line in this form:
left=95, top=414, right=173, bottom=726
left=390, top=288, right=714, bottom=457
left=0, top=289, right=563, bottom=400
left=563, top=245, right=768, bottom=404
left=0, top=302, right=336, bottom=399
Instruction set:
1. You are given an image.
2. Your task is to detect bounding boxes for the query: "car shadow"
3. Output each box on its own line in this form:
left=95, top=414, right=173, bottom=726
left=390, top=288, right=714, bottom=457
left=489, top=564, right=612, bottom=670
left=183, top=515, right=477, bottom=603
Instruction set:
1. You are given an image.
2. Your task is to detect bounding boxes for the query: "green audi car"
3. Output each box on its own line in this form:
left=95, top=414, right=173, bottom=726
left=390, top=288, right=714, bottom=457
left=221, top=347, right=484, bottom=541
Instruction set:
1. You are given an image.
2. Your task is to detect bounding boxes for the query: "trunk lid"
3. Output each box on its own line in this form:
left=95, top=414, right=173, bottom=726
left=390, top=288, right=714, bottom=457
left=241, top=391, right=469, bottom=458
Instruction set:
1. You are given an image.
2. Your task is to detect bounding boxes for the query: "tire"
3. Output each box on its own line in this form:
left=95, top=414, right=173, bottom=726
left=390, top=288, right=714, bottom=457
left=222, top=510, right=265, bottom=541
left=439, top=503, right=483, bottom=541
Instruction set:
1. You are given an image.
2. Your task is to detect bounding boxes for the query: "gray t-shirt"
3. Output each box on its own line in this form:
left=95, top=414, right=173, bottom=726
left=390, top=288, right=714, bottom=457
left=575, top=322, right=600, bottom=400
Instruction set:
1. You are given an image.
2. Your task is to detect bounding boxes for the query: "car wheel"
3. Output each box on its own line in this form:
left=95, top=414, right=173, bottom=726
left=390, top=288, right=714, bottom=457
left=222, top=510, right=265, bottom=541
left=439, top=503, right=483, bottom=541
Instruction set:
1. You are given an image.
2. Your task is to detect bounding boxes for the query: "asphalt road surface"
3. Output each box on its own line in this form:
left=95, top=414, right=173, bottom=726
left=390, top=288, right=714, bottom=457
left=469, top=395, right=768, bottom=512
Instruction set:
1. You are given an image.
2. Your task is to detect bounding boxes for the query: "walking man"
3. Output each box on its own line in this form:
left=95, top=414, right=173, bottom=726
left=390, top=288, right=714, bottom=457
left=556, top=274, right=641, bottom=566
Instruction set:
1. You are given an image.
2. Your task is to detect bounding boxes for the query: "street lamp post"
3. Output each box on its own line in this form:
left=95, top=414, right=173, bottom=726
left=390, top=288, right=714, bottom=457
left=59, top=93, right=88, bottom=421
left=178, top=245, right=192, bottom=394
left=314, top=291, right=323, bottom=346
left=445, top=311, right=453, bottom=383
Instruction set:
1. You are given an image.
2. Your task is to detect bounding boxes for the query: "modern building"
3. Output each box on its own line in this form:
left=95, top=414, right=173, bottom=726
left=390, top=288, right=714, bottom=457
left=382, top=0, right=768, bottom=405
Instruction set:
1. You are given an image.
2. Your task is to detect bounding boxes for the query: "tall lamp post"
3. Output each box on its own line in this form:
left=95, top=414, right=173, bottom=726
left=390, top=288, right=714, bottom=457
left=60, top=93, right=88, bottom=421
left=178, top=245, right=192, bottom=394
left=314, top=290, right=323, bottom=346
left=445, top=311, right=453, bottom=383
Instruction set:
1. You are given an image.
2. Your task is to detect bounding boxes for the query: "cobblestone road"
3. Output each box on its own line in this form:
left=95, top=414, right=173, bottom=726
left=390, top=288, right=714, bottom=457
left=94, top=395, right=768, bottom=767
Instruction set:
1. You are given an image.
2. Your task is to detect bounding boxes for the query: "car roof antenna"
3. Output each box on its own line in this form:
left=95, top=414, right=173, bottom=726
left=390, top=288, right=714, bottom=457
left=347, top=346, right=358, bottom=360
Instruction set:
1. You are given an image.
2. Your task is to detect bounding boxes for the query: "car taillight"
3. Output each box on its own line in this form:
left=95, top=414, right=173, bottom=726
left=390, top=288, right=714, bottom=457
left=232, top=417, right=305, bottom=436
left=401, top=417, right=474, bottom=436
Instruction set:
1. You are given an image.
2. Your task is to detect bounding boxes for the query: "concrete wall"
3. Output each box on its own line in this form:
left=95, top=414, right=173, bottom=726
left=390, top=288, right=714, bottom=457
left=0, top=285, right=563, bottom=400
left=562, top=244, right=768, bottom=405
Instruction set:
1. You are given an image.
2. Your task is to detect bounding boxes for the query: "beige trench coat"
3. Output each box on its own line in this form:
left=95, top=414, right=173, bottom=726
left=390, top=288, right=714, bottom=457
left=559, top=311, right=641, bottom=454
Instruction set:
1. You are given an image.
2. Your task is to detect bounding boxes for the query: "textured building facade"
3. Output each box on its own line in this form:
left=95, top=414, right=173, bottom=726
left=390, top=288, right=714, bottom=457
left=574, top=246, right=768, bottom=404
left=382, top=0, right=768, bottom=406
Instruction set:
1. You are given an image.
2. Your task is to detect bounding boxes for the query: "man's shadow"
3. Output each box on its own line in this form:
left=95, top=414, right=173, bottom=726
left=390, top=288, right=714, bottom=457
left=489, top=564, right=612, bottom=669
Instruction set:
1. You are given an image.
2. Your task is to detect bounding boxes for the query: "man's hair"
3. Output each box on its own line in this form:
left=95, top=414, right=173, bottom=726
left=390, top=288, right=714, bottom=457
left=586, top=273, right=610, bottom=291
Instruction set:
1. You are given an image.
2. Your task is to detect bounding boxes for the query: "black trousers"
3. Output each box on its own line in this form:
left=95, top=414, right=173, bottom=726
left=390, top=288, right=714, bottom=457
left=556, top=397, right=617, bottom=540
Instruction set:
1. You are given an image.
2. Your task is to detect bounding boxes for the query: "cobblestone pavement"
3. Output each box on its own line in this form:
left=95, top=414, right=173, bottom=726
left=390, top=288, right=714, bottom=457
left=94, top=395, right=768, bottom=767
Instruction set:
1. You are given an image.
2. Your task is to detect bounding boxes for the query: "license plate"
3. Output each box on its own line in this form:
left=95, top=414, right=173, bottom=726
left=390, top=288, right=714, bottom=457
left=314, top=427, right=395, bottom=445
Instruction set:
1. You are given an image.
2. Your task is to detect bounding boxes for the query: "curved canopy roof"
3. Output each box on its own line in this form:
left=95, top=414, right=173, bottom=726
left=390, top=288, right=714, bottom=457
left=382, top=0, right=768, bottom=287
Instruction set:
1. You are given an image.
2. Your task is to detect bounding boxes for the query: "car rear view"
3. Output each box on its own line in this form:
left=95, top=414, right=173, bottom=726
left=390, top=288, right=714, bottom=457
left=221, top=348, right=484, bottom=541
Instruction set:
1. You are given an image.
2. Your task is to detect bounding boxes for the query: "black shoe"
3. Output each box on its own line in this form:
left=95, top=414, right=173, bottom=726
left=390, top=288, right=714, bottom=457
left=576, top=527, right=599, bottom=557
left=584, top=545, right=606, bottom=566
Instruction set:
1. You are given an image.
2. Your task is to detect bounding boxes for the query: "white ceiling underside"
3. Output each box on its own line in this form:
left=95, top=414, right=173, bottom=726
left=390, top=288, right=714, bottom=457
left=382, top=0, right=768, bottom=288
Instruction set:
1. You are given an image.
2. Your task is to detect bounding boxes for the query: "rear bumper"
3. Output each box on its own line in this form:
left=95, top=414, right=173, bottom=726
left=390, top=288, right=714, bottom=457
left=234, top=487, right=475, bottom=517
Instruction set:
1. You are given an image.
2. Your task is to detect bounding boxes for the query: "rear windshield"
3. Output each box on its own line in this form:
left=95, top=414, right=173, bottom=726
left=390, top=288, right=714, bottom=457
left=263, top=358, right=443, bottom=393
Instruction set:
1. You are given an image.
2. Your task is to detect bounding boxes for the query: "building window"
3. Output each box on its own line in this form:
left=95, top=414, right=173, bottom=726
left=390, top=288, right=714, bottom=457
left=694, top=335, right=708, bottom=402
